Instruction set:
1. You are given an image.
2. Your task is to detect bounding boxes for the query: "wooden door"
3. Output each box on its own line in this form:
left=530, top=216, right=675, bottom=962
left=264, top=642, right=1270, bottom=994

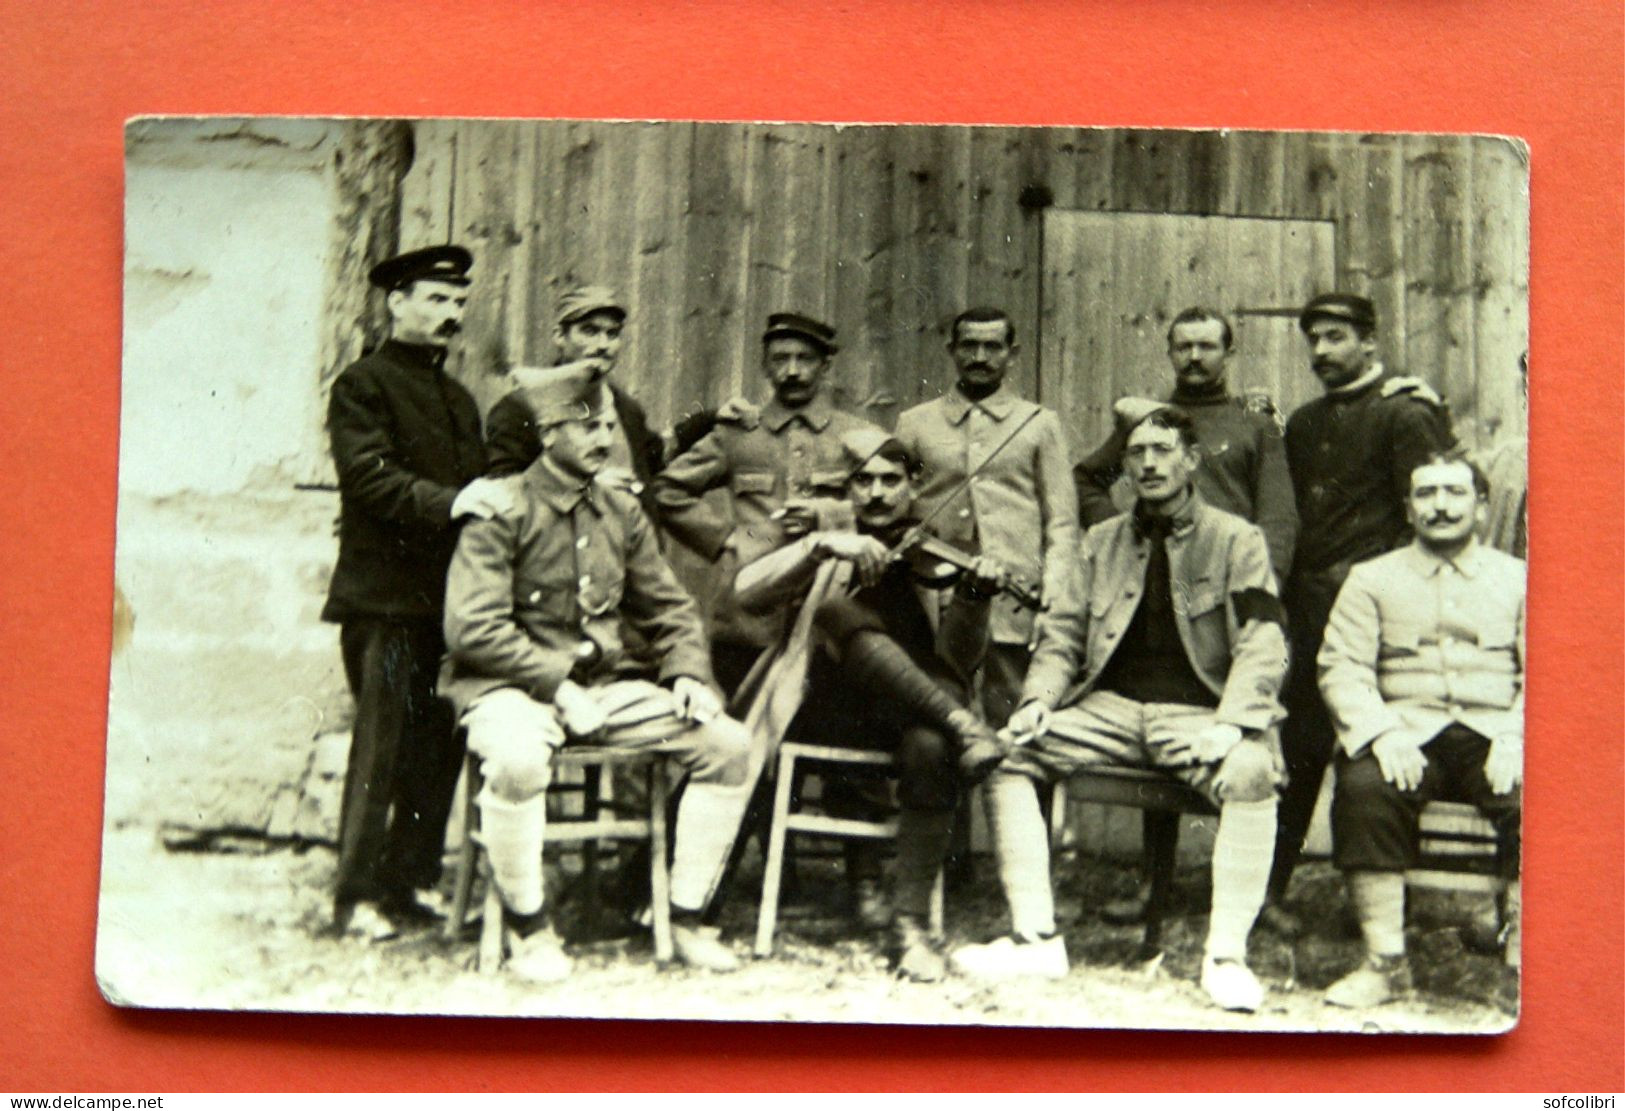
left=1038, top=210, right=1336, bottom=458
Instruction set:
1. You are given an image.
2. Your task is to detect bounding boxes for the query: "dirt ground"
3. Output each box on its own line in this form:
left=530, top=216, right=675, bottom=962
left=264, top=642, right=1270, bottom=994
left=95, top=825, right=1517, bottom=1034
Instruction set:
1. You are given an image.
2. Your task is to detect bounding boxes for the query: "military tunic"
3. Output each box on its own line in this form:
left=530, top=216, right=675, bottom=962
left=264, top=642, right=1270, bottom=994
left=895, top=384, right=1077, bottom=725
left=652, top=395, right=886, bottom=653
left=440, top=455, right=714, bottom=713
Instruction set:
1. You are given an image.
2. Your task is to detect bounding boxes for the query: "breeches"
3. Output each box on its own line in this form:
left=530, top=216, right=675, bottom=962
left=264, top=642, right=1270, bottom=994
left=999, top=690, right=1283, bottom=807
left=1332, top=723, right=1521, bottom=876
left=462, top=680, right=749, bottom=802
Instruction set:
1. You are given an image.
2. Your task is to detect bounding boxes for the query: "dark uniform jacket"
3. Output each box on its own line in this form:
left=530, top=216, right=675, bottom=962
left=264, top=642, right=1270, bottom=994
left=1284, top=368, right=1455, bottom=585
left=439, top=455, right=714, bottom=715
left=484, top=381, right=664, bottom=509
left=322, top=339, right=487, bottom=622
left=1074, top=385, right=1298, bottom=580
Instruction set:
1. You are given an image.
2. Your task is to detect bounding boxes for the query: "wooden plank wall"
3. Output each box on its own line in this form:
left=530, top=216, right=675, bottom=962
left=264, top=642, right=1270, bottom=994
left=398, top=122, right=1528, bottom=451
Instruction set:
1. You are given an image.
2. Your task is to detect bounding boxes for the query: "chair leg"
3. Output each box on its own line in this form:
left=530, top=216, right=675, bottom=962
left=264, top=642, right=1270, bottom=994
left=477, top=866, right=504, bottom=972
left=647, top=761, right=673, bottom=964
left=579, top=765, right=603, bottom=938
left=444, top=756, right=480, bottom=943
left=754, top=750, right=799, bottom=957
left=1141, top=810, right=1180, bottom=956
left=928, top=869, right=945, bottom=940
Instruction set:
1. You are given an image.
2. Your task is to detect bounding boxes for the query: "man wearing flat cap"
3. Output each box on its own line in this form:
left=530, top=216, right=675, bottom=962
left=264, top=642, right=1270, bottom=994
left=1264, top=292, right=1456, bottom=936
left=895, top=307, right=1079, bottom=730
left=439, top=368, right=752, bottom=981
left=654, top=311, right=887, bottom=696
left=322, top=244, right=509, bottom=938
left=483, top=286, right=666, bottom=511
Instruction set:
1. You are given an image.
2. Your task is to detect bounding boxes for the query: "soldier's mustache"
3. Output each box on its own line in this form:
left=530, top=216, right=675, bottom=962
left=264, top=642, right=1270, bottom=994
left=1424, top=512, right=1463, bottom=525
left=436, top=320, right=462, bottom=336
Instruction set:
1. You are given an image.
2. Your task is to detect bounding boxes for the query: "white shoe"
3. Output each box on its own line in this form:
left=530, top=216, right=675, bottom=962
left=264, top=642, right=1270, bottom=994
left=950, top=935, right=1068, bottom=980
left=505, top=925, right=574, bottom=984
left=345, top=902, right=399, bottom=943
left=1201, top=956, right=1264, bottom=1012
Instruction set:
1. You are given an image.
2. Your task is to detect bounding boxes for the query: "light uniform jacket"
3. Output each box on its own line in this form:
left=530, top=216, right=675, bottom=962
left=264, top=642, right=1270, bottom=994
left=895, top=384, right=1078, bottom=647
left=1317, top=539, right=1525, bottom=757
left=652, top=395, right=885, bottom=648
left=439, top=455, right=714, bottom=715
left=1022, top=495, right=1289, bottom=735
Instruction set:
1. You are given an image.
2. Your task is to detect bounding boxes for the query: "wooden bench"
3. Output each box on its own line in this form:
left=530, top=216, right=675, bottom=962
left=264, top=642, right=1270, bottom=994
left=1052, top=767, right=1504, bottom=953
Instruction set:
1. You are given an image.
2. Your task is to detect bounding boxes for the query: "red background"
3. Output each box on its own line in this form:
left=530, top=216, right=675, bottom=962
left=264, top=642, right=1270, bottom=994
left=0, top=0, right=1619, bottom=1092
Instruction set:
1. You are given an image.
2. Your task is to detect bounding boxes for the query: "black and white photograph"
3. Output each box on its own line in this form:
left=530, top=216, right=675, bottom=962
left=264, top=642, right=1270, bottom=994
left=100, top=116, right=1528, bottom=1033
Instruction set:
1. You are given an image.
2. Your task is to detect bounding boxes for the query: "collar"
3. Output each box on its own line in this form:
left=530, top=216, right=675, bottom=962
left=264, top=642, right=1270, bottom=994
left=1404, top=536, right=1487, bottom=579
left=523, top=454, right=600, bottom=515
left=762, top=394, right=833, bottom=433
left=1168, top=380, right=1230, bottom=406
left=1132, top=488, right=1200, bottom=541
left=944, top=382, right=1022, bottom=425
left=1327, top=362, right=1386, bottom=399
left=381, top=337, right=448, bottom=370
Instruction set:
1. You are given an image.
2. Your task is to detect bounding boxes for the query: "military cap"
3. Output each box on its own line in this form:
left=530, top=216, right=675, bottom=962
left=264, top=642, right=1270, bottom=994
left=763, top=312, right=839, bottom=354
left=368, top=244, right=474, bottom=291
left=838, top=426, right=914, bottom=473
left=1299, top=292, right=1377, bottom=333
left=516, top=364, right=612, bottom=427
left=557, top=285, right=627, bottom=326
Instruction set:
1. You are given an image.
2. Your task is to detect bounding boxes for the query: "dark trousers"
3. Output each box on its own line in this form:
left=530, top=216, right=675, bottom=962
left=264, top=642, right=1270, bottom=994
left=334, top=618, right=464, bottom=909
left=1269, top=572, right=1341, bottom=901
left=1332, top=723, right=1520, bottom=876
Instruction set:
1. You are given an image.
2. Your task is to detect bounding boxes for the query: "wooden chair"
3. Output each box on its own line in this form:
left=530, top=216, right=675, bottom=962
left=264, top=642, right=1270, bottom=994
left=444, top=746, right=674, bottom=969
left=1053, top=769, right=1505, bottom=954
left=754, top=742, right=945, bottom=957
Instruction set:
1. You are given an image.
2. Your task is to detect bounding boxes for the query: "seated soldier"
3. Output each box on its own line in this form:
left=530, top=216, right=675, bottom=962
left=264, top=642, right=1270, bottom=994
left=951, top=407, right=1289, bottom=1013
left=732, top=431, right=1008, bottom=981
left=439, top=368, right=752, bottom=982
left=1319, top=452, right=1524, bottom=1007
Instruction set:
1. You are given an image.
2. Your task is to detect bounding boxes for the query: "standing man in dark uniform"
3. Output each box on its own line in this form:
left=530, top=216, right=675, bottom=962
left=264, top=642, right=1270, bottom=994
left=321, top=245, right=506, bottom=938
left=483, top=286, right=665, bottom=508
left=1073, top=306, right=1297, bottom=923
left=1267, top=293, right=1455, bottom=936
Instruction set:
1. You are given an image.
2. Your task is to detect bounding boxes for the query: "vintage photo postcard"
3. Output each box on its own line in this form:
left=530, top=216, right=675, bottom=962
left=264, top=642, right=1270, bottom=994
left=101, top=116, right=1528, bottom=1032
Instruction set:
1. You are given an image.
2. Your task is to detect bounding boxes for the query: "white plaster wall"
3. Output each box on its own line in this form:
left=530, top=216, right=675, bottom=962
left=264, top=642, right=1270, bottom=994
left=122, top=156, right=332, bottom=495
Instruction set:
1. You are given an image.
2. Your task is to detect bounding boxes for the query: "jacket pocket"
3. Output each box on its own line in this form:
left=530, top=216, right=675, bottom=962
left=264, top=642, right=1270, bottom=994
left=732, top=471, right=777, bottom=496
left=809, top=467, right=850, bottom=495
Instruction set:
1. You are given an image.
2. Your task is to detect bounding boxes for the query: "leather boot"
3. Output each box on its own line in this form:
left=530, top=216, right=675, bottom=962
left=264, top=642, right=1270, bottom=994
left=844, top=631, right=1005, bottom=782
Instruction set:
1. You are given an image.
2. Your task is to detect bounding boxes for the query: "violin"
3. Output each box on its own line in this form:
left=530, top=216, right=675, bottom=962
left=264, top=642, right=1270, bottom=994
left=890, top=525, right=1045, bottom=611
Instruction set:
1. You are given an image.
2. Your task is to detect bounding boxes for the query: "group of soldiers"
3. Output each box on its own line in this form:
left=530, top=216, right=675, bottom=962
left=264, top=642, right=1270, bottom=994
left=319, top=241, right=1525, bottom=1015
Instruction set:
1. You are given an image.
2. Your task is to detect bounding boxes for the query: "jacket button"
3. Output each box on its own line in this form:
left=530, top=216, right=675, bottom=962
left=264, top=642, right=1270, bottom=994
left=958, top=508, right=972, bottom=519
left=528, top=590, right=541, bottom=603
left=576, top=535, right=590, bottom=549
